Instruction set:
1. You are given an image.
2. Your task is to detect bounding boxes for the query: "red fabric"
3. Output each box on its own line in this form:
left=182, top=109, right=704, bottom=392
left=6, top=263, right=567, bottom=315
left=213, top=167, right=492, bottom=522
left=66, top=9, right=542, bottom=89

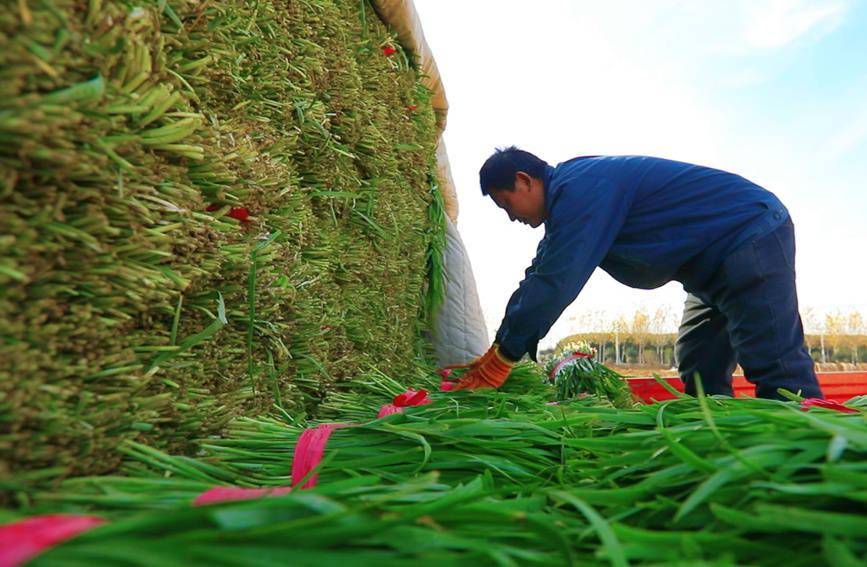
left=800, top=398, right=858, bottom=414
left=0, top=515, right=103, bottom=567
left=291, top=423, right=348, bottom=489
left=193, top=486, right=291, bottom=506
left=549, top=351, right=593, bottom=379
left=381, top=45, right=397, bottom=56
left=407, top=105, right=417, bottom=111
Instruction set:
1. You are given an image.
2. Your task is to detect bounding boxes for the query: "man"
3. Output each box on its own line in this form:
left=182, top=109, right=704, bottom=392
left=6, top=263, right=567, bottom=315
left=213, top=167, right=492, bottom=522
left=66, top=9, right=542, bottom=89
left=453, top=147, right=822, bottom=401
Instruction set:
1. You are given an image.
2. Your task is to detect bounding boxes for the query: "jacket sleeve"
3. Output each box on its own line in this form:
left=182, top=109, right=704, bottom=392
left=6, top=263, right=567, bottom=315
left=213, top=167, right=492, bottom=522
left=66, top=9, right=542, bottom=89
left=495, top=177, right=632, bottom=361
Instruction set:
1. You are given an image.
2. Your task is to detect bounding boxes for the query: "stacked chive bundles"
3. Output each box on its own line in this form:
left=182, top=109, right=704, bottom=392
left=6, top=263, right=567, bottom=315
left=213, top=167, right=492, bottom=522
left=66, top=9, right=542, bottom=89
left=544, top=349, right=638, bottom=408
left=0, top=0, right=443, bottom=493
left=28, top=370, right=867, bottom=565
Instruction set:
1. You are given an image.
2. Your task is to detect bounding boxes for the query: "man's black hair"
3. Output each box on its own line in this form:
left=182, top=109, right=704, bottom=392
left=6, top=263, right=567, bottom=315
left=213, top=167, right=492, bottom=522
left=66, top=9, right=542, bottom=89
left=479, top=146, right=548, bottom=196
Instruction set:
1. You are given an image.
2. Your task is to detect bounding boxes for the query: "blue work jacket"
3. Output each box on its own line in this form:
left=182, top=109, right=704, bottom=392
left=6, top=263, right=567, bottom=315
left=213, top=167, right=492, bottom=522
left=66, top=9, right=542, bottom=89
left=494, top=155, right=789, bottom=361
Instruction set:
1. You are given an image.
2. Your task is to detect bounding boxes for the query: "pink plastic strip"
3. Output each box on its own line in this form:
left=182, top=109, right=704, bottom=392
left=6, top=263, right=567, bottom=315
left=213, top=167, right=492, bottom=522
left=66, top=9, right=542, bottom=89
left=0, top=515, right=104, bottom=567
left=377, top=404, right=403, bottom=418
left=291, top=423, right=349, bottom=489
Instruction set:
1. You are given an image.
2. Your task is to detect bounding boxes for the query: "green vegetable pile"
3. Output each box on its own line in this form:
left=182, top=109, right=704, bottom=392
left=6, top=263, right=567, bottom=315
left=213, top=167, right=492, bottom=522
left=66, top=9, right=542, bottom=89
left=0, top=0, right=443, bottom=493
left=14, top=364, right=867, bottom=566
left=544, top=352, right=638, bottom=408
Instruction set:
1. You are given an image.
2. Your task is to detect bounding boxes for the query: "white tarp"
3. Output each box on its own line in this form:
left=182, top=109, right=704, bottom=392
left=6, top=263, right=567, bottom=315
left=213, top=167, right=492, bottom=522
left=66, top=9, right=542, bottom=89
left=433, top=216, right=490, bottom=366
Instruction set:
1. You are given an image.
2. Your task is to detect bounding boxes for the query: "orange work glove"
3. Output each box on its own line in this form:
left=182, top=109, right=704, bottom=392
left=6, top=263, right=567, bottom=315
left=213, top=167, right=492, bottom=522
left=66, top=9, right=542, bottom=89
left=453, top=344, right=516, bottom=390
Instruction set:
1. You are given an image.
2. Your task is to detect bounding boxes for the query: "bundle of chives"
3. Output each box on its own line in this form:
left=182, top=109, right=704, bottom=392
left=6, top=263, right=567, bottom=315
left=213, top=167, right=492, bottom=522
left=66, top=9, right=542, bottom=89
left=29, top=388, right=867, bottom=565
left=544, top=352, right=638, bottom=408
left=2, top=0, right=444, bottom=495
left=32, top=475, right=593, bottom=567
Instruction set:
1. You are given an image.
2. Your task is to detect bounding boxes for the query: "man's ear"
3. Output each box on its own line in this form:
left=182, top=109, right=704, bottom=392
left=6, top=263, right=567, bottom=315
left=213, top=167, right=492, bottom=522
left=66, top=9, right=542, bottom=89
left=514, top=171, right=532, bottom=192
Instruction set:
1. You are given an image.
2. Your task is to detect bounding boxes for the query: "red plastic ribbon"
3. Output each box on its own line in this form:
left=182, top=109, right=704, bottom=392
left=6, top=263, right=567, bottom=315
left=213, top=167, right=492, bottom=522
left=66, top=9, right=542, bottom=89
left=193, top=486, right=292, bottom=506
left=437, top=368, right=460, bottom=391
left=394, top=389, right=431, bottom=406
left=549, top=351, right=593, bottom=379
left=800, top=398, right=858, bottom=414
left=227, top=207, right=250, bottom=222
left=377, top=389, right=432, bottom=418
left=205, top=204, right=250, bottom=223
left=0, top=515, right=104, bottom=567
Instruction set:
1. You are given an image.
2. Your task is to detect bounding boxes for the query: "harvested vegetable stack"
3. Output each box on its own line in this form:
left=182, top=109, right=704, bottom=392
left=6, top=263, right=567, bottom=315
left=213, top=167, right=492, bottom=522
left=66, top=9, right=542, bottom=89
left=545, top=351, right=637, bottom=407
left=19, top=365, right=867, bottom=566
left=0, top=0, right=443, bottom=493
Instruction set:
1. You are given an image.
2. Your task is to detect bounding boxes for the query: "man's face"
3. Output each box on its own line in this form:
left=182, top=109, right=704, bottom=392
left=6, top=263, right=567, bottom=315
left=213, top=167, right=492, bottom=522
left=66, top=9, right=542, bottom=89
left=489, top=172, right=546, bottom=228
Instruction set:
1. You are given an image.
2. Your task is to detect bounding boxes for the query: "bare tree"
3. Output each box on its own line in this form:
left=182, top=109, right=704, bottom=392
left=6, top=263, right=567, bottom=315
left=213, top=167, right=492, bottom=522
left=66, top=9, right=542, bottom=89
left=651, top=306, right=672, bottom=366
left=846, top=310, right=864, bottom=363
left=824, top=312, right=845, bottom=363
left=613, top=316, right=628, bottom=365
left=631, top=308, right=650, bottom=365
left=801, top=307, right=818, bottom=357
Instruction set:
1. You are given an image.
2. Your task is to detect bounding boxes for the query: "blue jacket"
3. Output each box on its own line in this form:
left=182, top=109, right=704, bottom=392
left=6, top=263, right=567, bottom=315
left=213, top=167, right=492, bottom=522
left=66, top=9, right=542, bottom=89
left=494, top=155, right=790, bottom=361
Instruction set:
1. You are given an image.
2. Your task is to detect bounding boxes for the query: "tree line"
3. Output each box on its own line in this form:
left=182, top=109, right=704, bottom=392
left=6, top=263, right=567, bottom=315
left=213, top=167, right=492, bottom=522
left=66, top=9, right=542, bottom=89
left=545, top=307, right=867, bottom=367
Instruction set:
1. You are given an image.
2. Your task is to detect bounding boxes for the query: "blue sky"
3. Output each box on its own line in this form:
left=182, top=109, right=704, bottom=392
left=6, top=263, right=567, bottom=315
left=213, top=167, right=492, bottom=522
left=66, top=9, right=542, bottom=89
left=413, top=0, right=867, bottom=343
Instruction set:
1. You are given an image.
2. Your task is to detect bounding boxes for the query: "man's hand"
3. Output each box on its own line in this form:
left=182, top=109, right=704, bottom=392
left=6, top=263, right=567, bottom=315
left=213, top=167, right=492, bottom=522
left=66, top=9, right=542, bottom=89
left=453, top=344, right=516, bottom=390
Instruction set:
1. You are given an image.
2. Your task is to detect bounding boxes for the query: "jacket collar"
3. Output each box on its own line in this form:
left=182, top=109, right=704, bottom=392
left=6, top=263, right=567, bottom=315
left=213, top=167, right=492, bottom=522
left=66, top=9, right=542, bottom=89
left=543, top=164, right=557, bottom=227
